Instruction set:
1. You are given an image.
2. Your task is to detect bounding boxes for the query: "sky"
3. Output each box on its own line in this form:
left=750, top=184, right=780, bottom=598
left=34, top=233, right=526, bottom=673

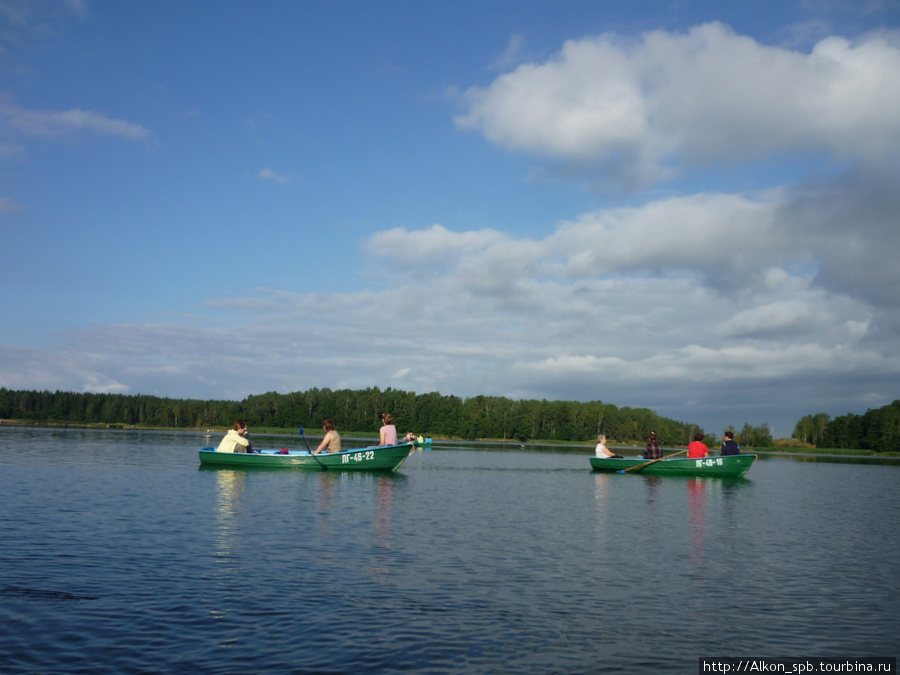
left=2, top=0, right=900, bottom=438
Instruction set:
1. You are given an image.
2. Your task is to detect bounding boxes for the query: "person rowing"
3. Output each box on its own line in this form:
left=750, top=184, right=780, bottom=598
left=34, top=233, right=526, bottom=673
left=312, top=419, right=341, bottom=455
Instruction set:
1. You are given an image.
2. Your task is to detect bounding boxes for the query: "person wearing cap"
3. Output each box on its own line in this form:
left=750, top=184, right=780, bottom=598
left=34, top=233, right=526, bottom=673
left=644, top=431, right=663, bottom=460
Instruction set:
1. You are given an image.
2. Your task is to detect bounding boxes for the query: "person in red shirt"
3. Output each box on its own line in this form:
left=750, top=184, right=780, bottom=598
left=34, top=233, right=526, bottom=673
left=687, top=432, right=709, bottom=458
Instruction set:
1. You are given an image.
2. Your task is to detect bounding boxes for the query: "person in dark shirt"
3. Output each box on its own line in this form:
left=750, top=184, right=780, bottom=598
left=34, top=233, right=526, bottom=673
left=721, top=430, right=741, bottom=456
left=644, top=431, right=662, bottom=459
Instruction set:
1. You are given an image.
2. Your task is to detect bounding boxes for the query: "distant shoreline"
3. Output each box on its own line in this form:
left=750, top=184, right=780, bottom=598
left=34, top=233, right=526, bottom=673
left=2, top=419, right=897, bottom=457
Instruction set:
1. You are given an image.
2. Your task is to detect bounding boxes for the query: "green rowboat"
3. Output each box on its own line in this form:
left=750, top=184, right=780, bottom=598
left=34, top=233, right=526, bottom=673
left=198, top=442, right=413, bottom=471
left=590, top=453, right=757, bottom=477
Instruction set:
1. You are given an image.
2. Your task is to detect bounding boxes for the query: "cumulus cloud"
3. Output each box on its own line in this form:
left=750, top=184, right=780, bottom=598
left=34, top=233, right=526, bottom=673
left=3, top=21, right=898, bottom=434
left=11, top=169, right=893, bottom=432
left=455, top=22, right=900, bottom=187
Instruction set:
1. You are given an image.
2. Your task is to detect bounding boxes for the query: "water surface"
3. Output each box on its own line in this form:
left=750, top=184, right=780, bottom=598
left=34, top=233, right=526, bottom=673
left=1, top=427, right=897, bottom=673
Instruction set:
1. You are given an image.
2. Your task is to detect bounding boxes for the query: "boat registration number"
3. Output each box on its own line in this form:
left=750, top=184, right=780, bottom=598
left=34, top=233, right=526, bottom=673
left=695, top=458, right=724, bottom=467
left=343, top=450, right=376, bottom=463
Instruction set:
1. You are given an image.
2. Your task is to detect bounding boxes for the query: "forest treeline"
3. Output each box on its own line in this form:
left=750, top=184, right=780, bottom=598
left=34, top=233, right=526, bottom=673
left=8, top=387, right=893, bottom=450
left=792, top=400, right=900, bottom=453
left=2, top=387, right=715, bottom=445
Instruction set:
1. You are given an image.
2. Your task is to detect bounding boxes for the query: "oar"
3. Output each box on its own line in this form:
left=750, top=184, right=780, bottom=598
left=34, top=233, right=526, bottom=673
left=618, top=448, right=688, bottom=474
left=299, top=427, right=327, bottom=471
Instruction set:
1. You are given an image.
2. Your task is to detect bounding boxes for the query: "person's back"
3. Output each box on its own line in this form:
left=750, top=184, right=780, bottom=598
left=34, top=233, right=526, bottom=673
left=327, top=430, right=341, bottom=452
left=644, top=432, right=662, bottom=459
left=380, top=413, right=398, bottom=446
left=381, top=424, right=397, bottom=445
left=687, top=432, right=708, bottom=458
left=721, top=431, right=740, bottom=456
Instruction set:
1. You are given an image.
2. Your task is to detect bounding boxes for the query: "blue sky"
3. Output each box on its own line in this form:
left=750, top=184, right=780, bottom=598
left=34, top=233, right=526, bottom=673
left=2, top=0, right=899, bottom=437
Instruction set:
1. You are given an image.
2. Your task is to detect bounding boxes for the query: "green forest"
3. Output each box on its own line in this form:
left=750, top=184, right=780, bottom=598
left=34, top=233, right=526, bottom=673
left=3, top=386, right=714, bottom=446
left=792, top=400, right=900, bottom=453
left=3, top=388, right=896, bottom=451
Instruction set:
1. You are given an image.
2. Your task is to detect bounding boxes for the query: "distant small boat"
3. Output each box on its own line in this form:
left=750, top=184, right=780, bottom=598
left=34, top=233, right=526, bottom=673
left=408, top=437, right=432, bottom=448
left=590, top=453, right=757, bottom=478
left=198, top=442, right=414, bottom=471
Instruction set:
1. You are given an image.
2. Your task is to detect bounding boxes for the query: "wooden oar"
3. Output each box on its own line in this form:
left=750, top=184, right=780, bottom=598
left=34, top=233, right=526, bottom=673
left=619, top=448, right=688, bottom=474
left=299, top=427, right=327, bottom=471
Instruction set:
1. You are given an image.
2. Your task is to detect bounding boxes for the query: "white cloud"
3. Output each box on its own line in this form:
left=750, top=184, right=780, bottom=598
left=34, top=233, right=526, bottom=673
left=488, top=33, right=527, bottom=71
left=0, top=346, right=130, bottom=394
left=455, top=22, right=900, bottom=187
left=2, top=20, right=897, bottom=435
left=0, top=101, right=151, bottom=141
left=718, top=300, right=836, bottom=339
left=259, top=168, right=290, bottom=185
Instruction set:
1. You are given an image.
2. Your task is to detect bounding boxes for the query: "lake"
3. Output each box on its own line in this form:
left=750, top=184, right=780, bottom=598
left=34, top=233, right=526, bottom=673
left=0, top=427, right=897, bottom=673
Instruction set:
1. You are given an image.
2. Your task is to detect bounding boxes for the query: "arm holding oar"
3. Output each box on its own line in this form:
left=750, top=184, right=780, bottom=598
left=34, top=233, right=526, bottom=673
left=299, top=427, right=327, bottom=471
left=620, top=448, right=688, bottom=473
left=313, top=419, right=341, bottom=455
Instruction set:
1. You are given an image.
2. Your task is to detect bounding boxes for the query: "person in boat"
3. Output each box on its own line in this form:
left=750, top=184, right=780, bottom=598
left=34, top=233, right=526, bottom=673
left=720, top=430, right=741, bottom=456
left=217, top=420, right=256, bottom=453
left=379, top=413, right=398, bottom=446
left=313, top=418, right=341, bottom=455
left=643, top=431, right=662, bottom=460
left=594, top=434, right=623, bottom=459
left=687, top=432, right=709, bottom=458
left=404, top=432, right=417, bottom=442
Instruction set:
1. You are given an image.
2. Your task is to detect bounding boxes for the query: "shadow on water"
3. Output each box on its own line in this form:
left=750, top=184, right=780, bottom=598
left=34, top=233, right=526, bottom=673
left=0, top=586, right=97, bottom=602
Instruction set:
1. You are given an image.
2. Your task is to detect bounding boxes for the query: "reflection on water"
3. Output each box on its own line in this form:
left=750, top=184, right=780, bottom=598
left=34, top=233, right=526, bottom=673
left=686, top=478, right=706, bottom=568
left=643, top=475, right=662, bottom=505
left=592, top=472, right=611, bottom=541
left=367, top=476, right=397, bottom=583
left=214, top=469, right=246, bottom=560
left=315, top=471, right=339, bottom=515
left=375, top=475, right=394, bottom=546
left=686, top=477, right=707, bottom=623
left=211, top=470, right=247, bottom=623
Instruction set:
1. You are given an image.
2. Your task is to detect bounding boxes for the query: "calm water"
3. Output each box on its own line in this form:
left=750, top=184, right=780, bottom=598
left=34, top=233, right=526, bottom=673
left=0, top=427, right=897, bottom=674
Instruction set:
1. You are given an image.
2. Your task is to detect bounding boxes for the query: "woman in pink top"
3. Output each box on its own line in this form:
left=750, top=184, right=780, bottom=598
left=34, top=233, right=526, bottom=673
left=687, top=432, right=709, bottom=458
left=379, top=413, right=398, bottom=446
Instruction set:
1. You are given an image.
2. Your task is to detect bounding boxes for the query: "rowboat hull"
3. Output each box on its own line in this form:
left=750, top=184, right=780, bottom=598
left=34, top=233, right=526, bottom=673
left=590, top=453, right=757, bottom=477
left=198, top=443, right=413, bottom=471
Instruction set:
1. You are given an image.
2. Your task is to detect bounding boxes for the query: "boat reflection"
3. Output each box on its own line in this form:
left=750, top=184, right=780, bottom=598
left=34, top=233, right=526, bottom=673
left=643, top=475, right=661, bottom=505
left=210, top=469, right=246, bottom=622
left=366, top=475, right=399, bottom=584
left=684, top=477, right=707, bottom=624
left=214, top=469, right=245, bottom=557
left=593, top=472, right=611, bottom=540
left=375, top=475, right=394, bottom=546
